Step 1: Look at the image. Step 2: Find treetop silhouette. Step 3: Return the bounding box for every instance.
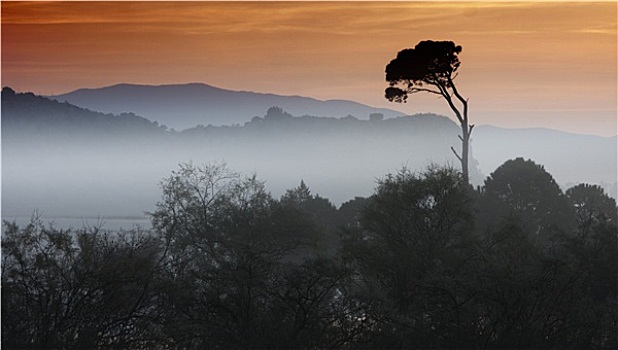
[385,40,473,184]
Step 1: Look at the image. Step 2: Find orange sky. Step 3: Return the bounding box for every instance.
[2,1,616,136]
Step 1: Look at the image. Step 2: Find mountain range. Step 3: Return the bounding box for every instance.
[51,83,406,130]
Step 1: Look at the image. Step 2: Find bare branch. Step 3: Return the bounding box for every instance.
[440,87,464,124]
[451,146,463,162]
[448,76,468,122]
[408,87,442,95]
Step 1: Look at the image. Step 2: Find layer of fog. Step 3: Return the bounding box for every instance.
[3,123,460,222]
[4,118,616,230]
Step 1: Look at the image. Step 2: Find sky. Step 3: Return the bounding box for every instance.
[2,1,617,136]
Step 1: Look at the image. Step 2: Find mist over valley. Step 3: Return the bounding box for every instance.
[3,85,616,226]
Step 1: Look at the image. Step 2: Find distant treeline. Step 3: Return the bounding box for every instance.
[3,158,616,349]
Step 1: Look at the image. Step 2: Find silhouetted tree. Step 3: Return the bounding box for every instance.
[281,180,340,254]
[342,166,477,348]
[150,163,351,348]
[264,106,293,121]
[385,40,473,184]
[566,183,617,235]
[472,205,617,348]
[338,196,371,229]
[472,216,577,349]
[563,184,618,347]
[471,162,616,348]
[478,157,575,240]
[1,218,164,349]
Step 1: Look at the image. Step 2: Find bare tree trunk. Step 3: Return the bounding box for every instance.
[451,122,471,185]
[449,79,473,186]
[461,121,471,185]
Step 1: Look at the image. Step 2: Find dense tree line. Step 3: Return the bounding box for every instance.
[3,158,616,349]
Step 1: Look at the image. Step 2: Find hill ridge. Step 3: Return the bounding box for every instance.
[51,82,407,130]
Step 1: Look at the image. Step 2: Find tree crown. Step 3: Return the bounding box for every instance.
[385,40,462,103]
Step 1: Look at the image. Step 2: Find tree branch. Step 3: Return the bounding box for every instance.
[440,86,464,124]
[408,87,442,95]
[448,76,466,105]
[451,146,462,162]
[448,76,468,125]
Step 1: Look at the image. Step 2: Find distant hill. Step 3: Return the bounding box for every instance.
[2,87,167,143]
[50,83,406,130]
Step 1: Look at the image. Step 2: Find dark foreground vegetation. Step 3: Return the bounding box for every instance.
[3,158,617,349]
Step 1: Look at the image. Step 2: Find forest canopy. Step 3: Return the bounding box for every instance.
[2,158,617,349]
